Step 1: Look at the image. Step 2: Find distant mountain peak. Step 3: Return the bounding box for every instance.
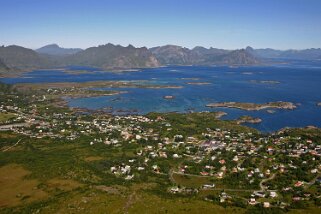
[36,44,82,56]
[246,46,254,51]
[44,43,60,48]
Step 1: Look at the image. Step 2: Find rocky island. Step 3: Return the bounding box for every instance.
[206,101,297,111]
[317,102,321,106]
[164,95,175,99]
[250,80,281,84]
[186,82,211,85]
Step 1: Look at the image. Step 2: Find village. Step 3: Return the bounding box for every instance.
[1,86,320,211]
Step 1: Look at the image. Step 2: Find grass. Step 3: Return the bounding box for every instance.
[0,164,48,208]
[172,173,213,188]
[45,178,83,192]
[0,112,16,123]
[84,156,104,162]
[128,193,245,214]
[289,207,321,214]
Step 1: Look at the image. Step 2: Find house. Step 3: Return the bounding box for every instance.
[137,167,145,171]
[219,192,229,203]
[311,169,318,174]
[170,187,180,193]
[248,198,256,205]
[219,159,226,165]
[200,171,209,176]
[270,191,278,198]
[292,197,302,201]
[263,202,270,208]
[135,135,142,140]
[253,191,265,198]
[216,171,224,179]
[233,156,239,162]
[173,154,180,158]
[294,181,304,187]
[202,184,215,189]
[159,151,168,158]
[125,175,134,180]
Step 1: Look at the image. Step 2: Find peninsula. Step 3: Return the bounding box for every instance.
[206,101,297,111]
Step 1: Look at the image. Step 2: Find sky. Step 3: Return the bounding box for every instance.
[0,0,321,50]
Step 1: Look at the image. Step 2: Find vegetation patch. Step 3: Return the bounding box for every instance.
[84,156,104,162]
[45,178,83,192]
[0,164,48,208]
[0,112,16,123]
[172,173,213,188]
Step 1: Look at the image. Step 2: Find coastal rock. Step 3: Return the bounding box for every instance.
[215,111,227,119]
[164,96,175,100]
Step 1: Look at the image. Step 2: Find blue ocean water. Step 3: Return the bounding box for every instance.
[1,61,321,132]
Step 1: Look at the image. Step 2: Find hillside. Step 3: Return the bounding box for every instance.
[0,59,10,72]
[0,45,51,70]
[150,45,199,65]
[151,45,260,66]
[213,49,260,65]
[66,44,160,70]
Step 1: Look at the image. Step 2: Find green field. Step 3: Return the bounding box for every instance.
[0,112,16,123]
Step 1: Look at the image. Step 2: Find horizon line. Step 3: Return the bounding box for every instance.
[1,43,321,51]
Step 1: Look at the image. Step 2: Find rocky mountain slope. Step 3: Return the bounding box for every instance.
[0,45,51,70]
[0,59,10,72]
[150,45,260,65]
[65,44,160,70]
[149,45,199,65]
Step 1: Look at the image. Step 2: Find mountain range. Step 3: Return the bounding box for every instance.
[149,45,260,65]
[246,46,321,60]
[0,43,320,73]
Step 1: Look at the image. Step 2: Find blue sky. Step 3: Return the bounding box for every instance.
[0,0,320,50]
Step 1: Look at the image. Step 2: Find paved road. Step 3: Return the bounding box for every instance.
[259,173,276,191]
[0,123,28,131]
[2,139,22,152]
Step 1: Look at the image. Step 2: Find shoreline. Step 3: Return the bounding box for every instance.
[12,80,184,90]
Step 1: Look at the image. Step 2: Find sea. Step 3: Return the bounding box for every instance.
[1,59,321,132]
